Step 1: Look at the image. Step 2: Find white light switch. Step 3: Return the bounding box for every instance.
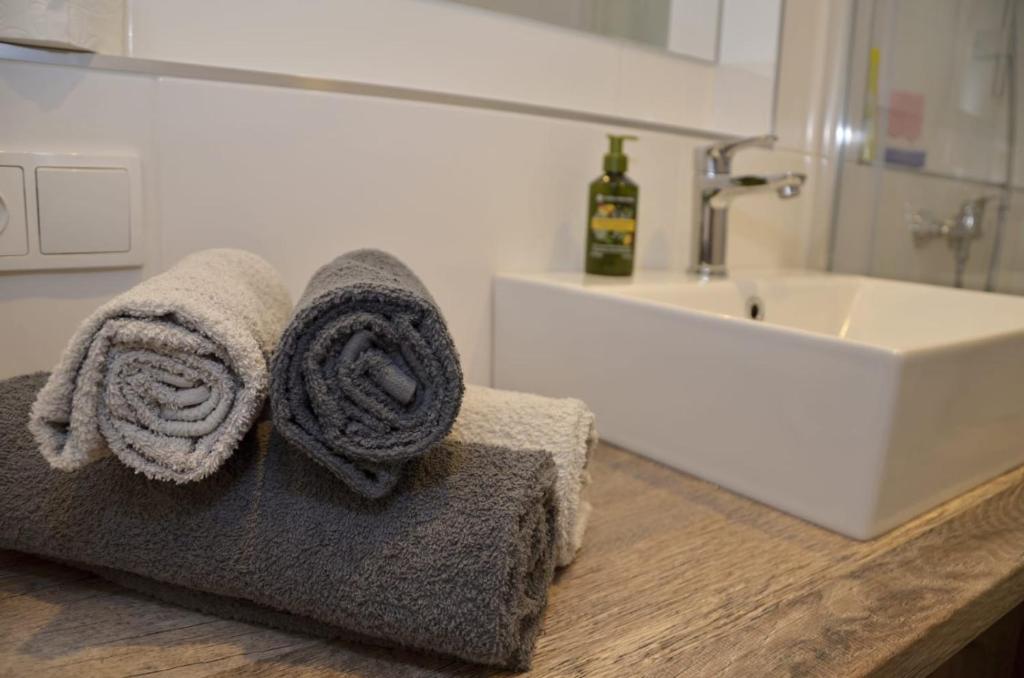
[37,167,132,254]
[0,166,28,256]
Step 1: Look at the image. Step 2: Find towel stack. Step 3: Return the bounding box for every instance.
[0,248,597,671]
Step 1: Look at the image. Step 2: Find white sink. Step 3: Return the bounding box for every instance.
[494,271,1024,538]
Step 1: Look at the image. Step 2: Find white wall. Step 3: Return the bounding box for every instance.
[0,0,839,383]
[832,162,1010,290]
[0,62,159,374]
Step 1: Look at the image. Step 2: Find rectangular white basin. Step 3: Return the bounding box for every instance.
[494,271,1024,538]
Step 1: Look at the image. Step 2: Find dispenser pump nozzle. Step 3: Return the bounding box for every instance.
[604,134,638,173]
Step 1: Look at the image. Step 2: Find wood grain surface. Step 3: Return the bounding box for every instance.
[3,441,1024,677]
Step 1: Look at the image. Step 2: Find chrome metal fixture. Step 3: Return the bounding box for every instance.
[690,134,806,278]
[906,195,993,288]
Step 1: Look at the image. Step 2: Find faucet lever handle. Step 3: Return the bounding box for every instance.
[954,194,998,238]
[957,194,996,219]
[704,134,777,173]
[906,194,995,246]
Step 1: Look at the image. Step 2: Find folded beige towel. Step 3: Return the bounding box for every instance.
[29,249,291,483]
[449,385,597,567]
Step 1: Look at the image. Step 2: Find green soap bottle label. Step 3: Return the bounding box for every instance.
[587,193,636,273]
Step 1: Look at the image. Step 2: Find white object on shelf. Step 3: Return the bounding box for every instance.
[0,166,28,256]
[0,0,125,53]
[0,152,143,271]
[494,270,1024,539]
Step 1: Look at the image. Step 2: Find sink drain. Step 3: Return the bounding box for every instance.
[746,295,765,321]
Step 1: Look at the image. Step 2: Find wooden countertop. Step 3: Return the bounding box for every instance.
[4,441,1024,677]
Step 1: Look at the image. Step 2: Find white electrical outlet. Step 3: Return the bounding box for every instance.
[0,166,27,257]
[0,152,144,272]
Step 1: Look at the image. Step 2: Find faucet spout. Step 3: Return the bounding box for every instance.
[707,172,806,210]
[689,135,807,278]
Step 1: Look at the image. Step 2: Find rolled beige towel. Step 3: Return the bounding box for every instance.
[29,249,291,483]
[449,384,597,567]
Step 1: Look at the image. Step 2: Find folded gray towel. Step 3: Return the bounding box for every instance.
[450,385,597,567]
[271,249,464,498]
[29,249,292,483]
[1,373,556,670]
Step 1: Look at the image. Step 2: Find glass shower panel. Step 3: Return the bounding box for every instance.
[831,0,1023,293]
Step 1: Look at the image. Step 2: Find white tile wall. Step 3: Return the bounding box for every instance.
[832,162,1006,290]
[155,75,817,381]
[0,58,821,382]
[0,62,159,375]
[0,0,840,381]
[995,192,1024,294]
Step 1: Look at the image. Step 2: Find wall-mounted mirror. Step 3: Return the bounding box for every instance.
[434,0,782,138]
[446,0,725,61]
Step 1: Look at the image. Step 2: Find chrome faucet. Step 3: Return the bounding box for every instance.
[906,195,993,288]
[690,134,807,277]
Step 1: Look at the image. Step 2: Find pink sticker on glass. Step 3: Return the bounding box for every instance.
[888,90,925,142]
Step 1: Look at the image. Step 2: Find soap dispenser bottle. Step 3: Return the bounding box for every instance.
[585,134,639,276]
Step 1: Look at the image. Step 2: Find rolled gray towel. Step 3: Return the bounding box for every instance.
[1,373,556,670]
[271,249,464,498]
[29,249,292,483]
